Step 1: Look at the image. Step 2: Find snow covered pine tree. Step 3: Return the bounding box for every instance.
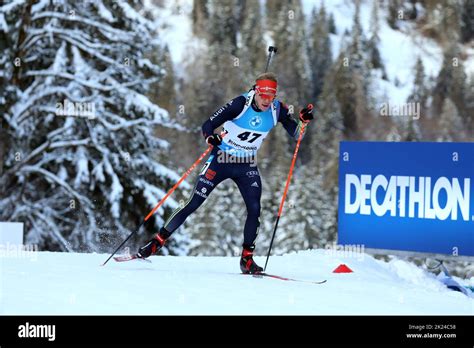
[0,1,188,253]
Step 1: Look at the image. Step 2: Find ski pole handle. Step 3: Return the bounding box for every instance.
[264,46,278,72]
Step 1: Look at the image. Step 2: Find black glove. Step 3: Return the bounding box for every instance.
[299,104,314,123]
[206,134,222,146]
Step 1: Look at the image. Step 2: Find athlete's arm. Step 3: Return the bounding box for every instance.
[278,102,306,140]
[202,96,246,139]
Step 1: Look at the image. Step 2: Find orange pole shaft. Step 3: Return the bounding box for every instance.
[103,136,223,266]
[144,145,213,222]
[277,121,307,217]
[144,131,226,222]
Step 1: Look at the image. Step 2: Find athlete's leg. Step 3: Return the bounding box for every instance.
[233,167,263,273]
[164,153,226,233]
[232,169,262,248]
[137,151,227,257]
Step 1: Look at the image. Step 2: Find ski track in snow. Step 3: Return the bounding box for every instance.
[1,250,472,315]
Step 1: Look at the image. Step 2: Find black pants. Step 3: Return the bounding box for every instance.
[164,148,262,248]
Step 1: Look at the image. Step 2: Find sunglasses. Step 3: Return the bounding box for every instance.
[256,90,276,100]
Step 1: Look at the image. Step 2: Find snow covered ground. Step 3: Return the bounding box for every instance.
[1,250,472,315]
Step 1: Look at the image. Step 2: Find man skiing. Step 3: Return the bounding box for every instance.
[136,72,314,274]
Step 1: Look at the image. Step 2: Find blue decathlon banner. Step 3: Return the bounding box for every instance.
[338,142,474,257]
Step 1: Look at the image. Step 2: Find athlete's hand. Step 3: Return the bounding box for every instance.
[206,134,223,146]
[299,104,314,123]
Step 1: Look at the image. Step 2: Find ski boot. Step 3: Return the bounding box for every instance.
[137,227,169,259]
[240,246,263,274]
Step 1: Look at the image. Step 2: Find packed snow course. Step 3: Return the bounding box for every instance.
[1,250,472,315]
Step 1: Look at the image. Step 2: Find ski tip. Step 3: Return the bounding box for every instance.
[113,254,152,263]
[113,255,133,262]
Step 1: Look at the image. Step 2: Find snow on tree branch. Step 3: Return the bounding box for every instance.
[1,1,186,253]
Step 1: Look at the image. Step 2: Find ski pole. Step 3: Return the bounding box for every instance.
[102,142,216,266]
[264,46,278,72]
[263,105,312,271]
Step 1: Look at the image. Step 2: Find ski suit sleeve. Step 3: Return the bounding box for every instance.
[278,102,306,140]
[202,96,246,139]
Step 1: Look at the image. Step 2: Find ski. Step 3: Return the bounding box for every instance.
[113,254,151,263]
[244,272,327,285]
[112,258,325,284]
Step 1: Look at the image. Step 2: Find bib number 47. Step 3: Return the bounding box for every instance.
[237,132,262,143]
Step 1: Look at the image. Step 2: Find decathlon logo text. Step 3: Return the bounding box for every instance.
[344,174,471,221]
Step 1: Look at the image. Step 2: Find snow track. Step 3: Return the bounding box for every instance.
[1,250,472,315]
